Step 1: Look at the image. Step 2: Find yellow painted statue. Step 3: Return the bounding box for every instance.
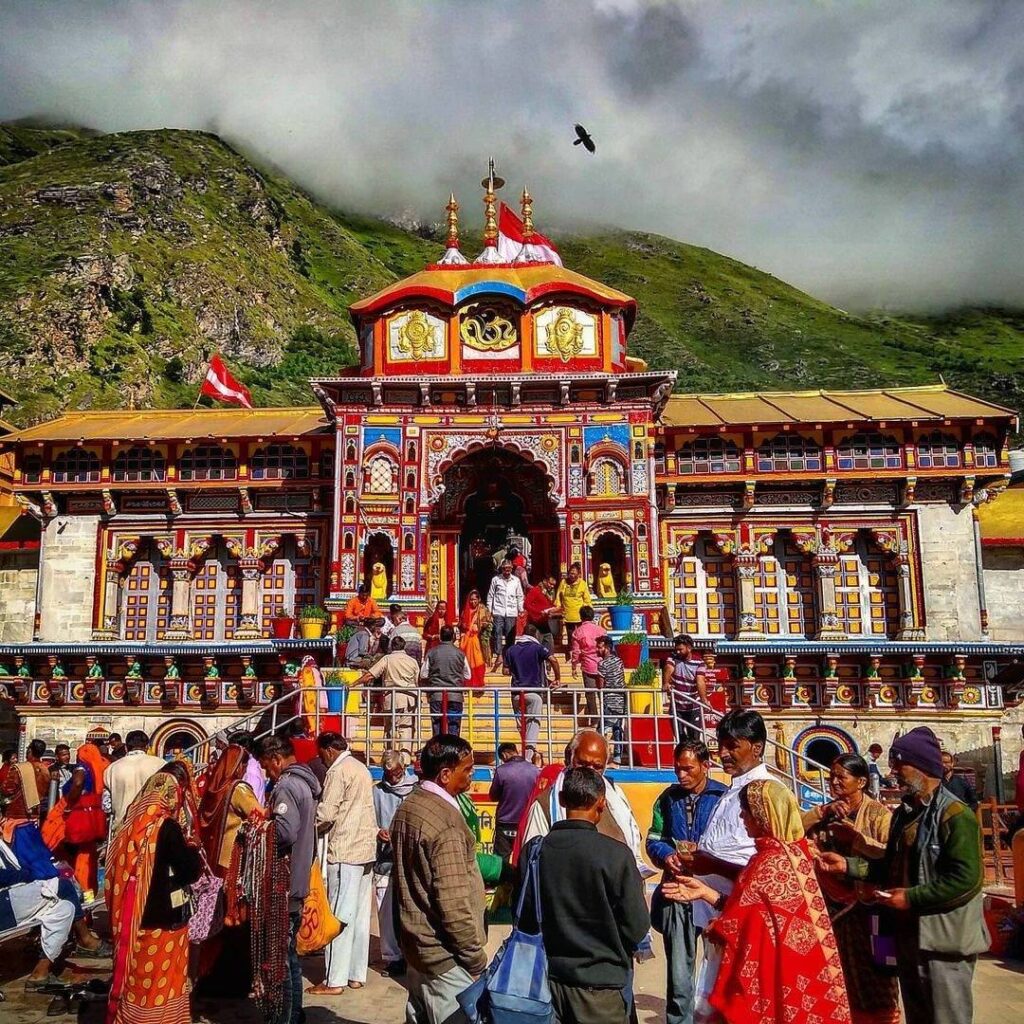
[596,561,617,599]
[370,561,389,601]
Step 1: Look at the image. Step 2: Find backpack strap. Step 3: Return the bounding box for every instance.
[513,837,544,927]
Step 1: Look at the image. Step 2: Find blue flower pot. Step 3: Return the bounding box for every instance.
[609,605,634,631]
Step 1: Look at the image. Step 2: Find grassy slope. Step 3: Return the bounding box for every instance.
[0,126,1020,427]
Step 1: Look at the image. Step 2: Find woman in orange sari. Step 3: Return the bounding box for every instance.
[62,739,110,893]
[105,769,201,1024]
[458,590,490,688]
[298,655,328,735]
[665,778,851,1024]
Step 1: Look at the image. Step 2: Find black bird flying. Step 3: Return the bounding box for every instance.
[573,124,596,153]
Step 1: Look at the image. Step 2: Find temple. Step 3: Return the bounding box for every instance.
[0,172,1021,783]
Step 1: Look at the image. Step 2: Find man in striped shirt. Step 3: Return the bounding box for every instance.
[596,635,627,765]
[662,635,708,741]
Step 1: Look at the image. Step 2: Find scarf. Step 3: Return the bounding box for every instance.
[69,741,109,797]
[707,779,851,1024]
[299,655,328,712]
[196,745,249,864]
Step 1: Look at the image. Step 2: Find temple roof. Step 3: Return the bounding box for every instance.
[977,487,1024,546]
[662,385,1017,429]
[2,406,327,444]
[349,263,637,326]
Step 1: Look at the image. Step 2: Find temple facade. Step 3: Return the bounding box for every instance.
[0,179,1021,790]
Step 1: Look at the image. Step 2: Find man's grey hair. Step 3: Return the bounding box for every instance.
[381,749,404,771]
[567,728,608,759]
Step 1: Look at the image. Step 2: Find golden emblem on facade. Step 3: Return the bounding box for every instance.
[396,310,441,360]
[459,305,518,351]
[544,307,584,362]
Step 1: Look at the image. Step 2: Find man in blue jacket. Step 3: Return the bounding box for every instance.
[646,740,726,1024]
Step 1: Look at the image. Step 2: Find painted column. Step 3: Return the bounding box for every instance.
[235,557,264,639]
[93,567,122,640]
[813,551,847,641]
[734,549,764,639]
[164,558,194,640]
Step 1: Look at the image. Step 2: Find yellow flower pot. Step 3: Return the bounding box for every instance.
[336,668,363,714]
[628,685,661,716]
[299,619,326,639]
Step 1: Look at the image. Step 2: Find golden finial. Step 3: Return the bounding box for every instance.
[481,158,504,248]
[521,188,534,240]
[445,192,460,249]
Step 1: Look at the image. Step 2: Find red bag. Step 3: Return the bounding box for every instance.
[64,793,107,844]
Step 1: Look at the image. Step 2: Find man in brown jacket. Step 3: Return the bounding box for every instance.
[391,734,486,1024]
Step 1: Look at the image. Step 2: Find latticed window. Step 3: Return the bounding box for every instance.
[319,449,335,478]
[112,446,166,482]
[52,448,100,483]
[676,437,741,475]
[588,457,625,496]
[916,432,961,469]
[836,433,903,471]
[672,538,738,637]
[834,536,899,638]
[753,538,815,637]
[121,545,171,641]
[261,538,318,632]
[21,454,42,484]
[973,434,999,469]
[191,546,241,641]
[364,454,398,494]
[756,434,822,473]
[251,443,309,480]
[179,445,237,481]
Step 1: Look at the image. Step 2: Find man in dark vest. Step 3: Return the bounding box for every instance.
[419,626,471,736]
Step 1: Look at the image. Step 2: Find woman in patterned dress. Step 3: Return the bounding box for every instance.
[665,778,851,1024]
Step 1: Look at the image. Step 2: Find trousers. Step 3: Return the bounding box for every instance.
[277,911,302,1024]
[429,698,464,738]
[325,862,373,987]
[405,963,475,1024]
[492,615,517,659]
[661,900,699,1024]
[512,690,543,752]
[549,979,629,1024]
[898,952,977,1024]
[373,871,402,963]
[384,690,417,750]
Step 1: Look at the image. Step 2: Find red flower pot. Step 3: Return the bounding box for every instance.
[272,616,295,639]
[618,642,642,669]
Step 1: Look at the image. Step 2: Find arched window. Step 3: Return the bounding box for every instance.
[319,448,334,478]
[676,437,741,475]
[21,454,43,484]
[756,434,822,473]
[973,434,999,469]
[836,432,903,471]
[672,538,738,637]
[345,442,356,462]
[365,454,398,494]
[112,446,165,482]
[407,441,417,461]
[753,536,815,637]
[345,470,355,488]
[251,443,309,480]
[588,457,626,496]
[52,448,101,483]
[404,497,415,514]
[404,533,415,551]
[834,535,900,639]
[179,445,237,481]
[344,533,354,550]
[405,470,416,489]
[344,496,355,514]
[917,432,961,469]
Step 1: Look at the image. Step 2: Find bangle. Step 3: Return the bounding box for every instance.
[713,891,727,912]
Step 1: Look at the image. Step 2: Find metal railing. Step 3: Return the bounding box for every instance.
[178,682,831,803]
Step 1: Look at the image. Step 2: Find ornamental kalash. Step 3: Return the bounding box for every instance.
[0,167,1021,800]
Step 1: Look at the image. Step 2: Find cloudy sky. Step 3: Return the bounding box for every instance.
[1,0,1022,311]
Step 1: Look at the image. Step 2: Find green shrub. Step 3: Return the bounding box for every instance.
[614,588,635,606]
[628,660,660,687]
[297,603,329,622]
[619,631,645,644]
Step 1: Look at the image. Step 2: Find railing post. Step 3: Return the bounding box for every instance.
[441,689,449,737]
[518,690,527,753]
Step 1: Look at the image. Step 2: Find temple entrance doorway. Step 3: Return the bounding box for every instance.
[589,530,629,600]
[431,447,559,608]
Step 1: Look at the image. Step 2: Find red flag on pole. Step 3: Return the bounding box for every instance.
[200,353,253,409]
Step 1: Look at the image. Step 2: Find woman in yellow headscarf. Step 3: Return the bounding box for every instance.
[370,561,389,601]
[596,562,617,599]
[298,655,328,734]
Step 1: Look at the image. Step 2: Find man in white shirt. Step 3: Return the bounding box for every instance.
[486,559,524,671]
[101,729,165,827]
[682,709,772,931]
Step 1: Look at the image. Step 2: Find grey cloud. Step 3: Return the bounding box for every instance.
[0,0,1021,311]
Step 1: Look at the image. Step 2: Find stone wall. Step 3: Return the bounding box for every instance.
[0,550,37,641]
[982,547,1024,641]
[916,503,982,641]
[37,515,100,641]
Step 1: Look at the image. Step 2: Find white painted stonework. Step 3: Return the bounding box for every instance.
[0,552,37,642]
[916,503,982,641]
[38,515,100,641]
[983,547,1024,641]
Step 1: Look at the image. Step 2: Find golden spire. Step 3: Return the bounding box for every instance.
[480,157,504,249]
[521,188,534,240]
[445,192,460,249]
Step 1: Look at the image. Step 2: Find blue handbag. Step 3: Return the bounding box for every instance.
[459,840,553,1024]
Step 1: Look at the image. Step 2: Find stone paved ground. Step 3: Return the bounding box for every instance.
[1,918,1022,1023]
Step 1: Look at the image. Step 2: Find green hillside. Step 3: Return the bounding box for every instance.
[0,126,1020,427]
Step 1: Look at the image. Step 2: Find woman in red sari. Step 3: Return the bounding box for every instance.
[665,778,851,1024]
[458,590,490,689]
[422,599,454,653]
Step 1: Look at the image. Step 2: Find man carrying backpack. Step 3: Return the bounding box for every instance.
[519,766,649,1024]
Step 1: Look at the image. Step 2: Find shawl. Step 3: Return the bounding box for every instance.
[423,601,455,650]
[299,655,328,715]
[68,741,110,797]
[105,774,185,1014]
[460,594,489,634]
[707,779,851,1024]
[196,744,249,864]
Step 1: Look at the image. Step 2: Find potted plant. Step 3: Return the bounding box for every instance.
[272,605,295,640]
[609,588,635,631]
[297,603,330,640]
[627,658,661,715]
[617,630,645,669]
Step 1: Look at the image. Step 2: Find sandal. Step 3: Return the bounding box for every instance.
[348,981,364,990]
[73,941,113,959]
[25,974,60,992]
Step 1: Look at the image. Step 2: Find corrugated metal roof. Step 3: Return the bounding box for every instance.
[977,487,1024,545]
[3,407,328,443]
[662,385,1016,428]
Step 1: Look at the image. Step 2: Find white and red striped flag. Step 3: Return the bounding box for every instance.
[496,203,563,265]
[200,353,253,408]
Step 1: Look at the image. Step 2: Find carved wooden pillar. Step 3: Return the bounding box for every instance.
[235,557,264,639]
[892,556,924,640]
[164,558,194,640]
[93,566,123,640]
[812,550,847,641]
[734,548,763,639]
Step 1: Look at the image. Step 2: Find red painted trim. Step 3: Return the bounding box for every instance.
[0,540,39,551]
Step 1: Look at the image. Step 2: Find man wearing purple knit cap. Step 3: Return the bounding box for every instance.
[819,726,989,1024]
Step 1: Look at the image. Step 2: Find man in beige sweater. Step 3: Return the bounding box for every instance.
[391,735,486,1024]
[311,732,378,996]
[101,730,164,827]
